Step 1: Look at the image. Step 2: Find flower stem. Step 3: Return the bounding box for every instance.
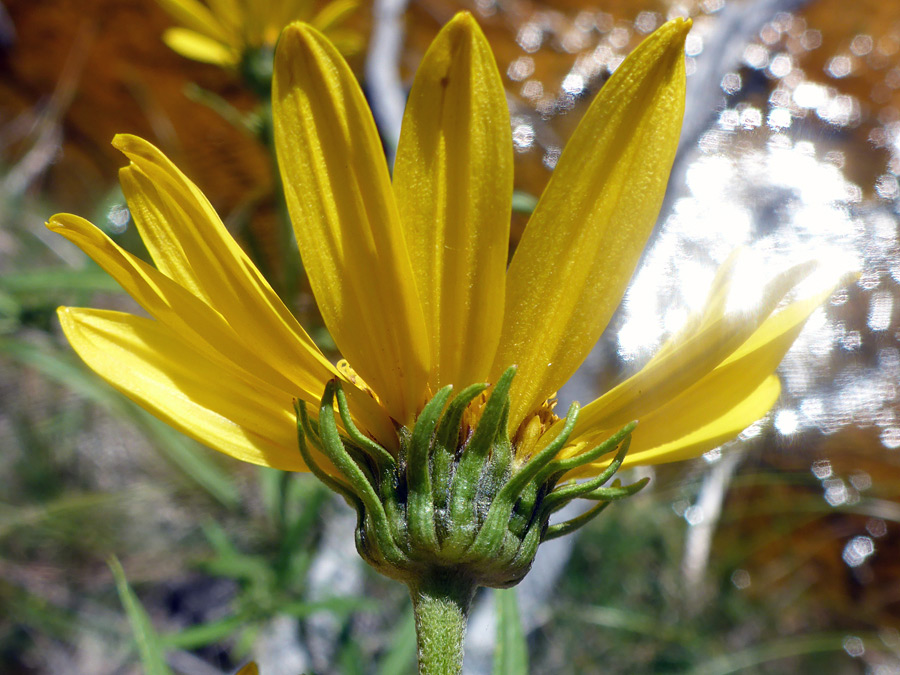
[409,571,477,675]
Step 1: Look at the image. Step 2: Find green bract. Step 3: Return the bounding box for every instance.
[296,369,646,588]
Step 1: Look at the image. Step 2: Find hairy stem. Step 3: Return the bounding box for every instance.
[409,572,477,675]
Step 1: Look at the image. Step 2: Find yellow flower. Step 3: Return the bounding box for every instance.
[51,14,833,485]
[157,0,362,67]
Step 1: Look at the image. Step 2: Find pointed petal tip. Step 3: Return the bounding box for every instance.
[274,21,334,94]
[278,20,323,48]
[649,17,691,49]
[448,10,477,29]
[111,133,141,153]
[280,19,307,36]
[58,304,91,321]
[667,16,692,36]
[663,18,691,46]
[110,134,164,168]
[45,214,66,231]
[46,212,94,234]
[56,305,80,329]
[441,11,488,44]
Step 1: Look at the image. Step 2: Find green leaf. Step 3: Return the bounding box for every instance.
[493,588,528,675]
[109,556,173,675]
[337,637,366,675]
[277,596,377,619]
[0,266,121,295]
[162,613,251,650]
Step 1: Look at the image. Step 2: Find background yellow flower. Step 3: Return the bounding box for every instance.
[158,0,364,66]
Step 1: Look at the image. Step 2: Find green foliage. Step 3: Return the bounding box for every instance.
[493,588,528,675]
[109,556,174,675]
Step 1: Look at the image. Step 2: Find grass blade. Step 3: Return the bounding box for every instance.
[493,588,528,675]
[109,556,173,675]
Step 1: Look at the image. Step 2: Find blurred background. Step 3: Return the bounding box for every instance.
[2,0,900,673]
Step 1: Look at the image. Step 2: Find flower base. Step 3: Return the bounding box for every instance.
[294,367,647,590]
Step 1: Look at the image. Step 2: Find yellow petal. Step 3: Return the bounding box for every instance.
[722,282,837,365]
[622,375,781,469]
[235,663,259,675]
[310,0,358,32]
[645,247,742,367]
[205,0,241,30]
[112,135,338,406]
[564,278,842,475]
[274,0,315,30]
[324,30,365,57]
[568,376,780,477]
[163,28,238,66]
[58,308,304,471]
[570,261,816,437]
[47,214,323,402]
[273,22,430,425]
[493,19,690,430]
[393,12,512,390]
[206,0,238,14]
[579,292,826,453]
[156,0,232,43]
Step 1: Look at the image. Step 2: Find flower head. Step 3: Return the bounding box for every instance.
[51,13,837,582]
[157,0,362,68]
